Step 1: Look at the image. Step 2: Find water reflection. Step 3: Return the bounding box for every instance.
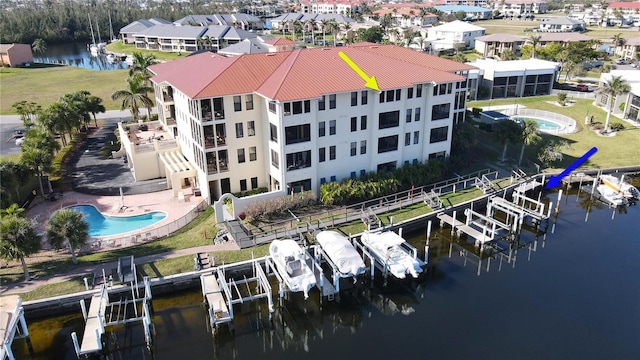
[33,42,126,71]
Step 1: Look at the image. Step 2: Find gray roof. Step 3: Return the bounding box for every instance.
[138,24,207,39]
[218,38,269,56]
[173,14,261,26]
[203,25,231,38]
[272,13,354,23]
[541,17,584,25]
[120,18,172,34]
[475,33,526,43]
[221,27,257,40]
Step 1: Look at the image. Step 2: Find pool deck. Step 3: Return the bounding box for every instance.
[27,189,201,251]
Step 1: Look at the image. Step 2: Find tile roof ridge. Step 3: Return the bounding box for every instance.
[193,55,242,98]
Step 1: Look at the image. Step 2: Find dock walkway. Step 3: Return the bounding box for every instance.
[79,288,108,356]
[436,213,486,242]
[201,273,232,329]
[304,255,337,298]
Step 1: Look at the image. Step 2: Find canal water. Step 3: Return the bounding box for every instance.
[33,42,126,71]
[11,187,640,359]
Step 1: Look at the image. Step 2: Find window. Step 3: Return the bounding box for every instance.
[213,97,225,119]
[432,104,450,120]
[304,100,310,113]
[248,121,255,136]
[268,101,276,113]
[233,95,242,112]
[240,179,247,191]
[319,95,326,111]
[406,109,412,123]
[407,87,414,99]
[361,115,367,130]
[351,91,358,106]
[320,177,326,184]
[329,145,336,160]
[386,90,394,102]
[379,111,400,129]
[351,117,357,132]
[395,89,401,101]
[329,94,336,109]
[286,150,311,170]
[378,135,399,153]
[377,161,396,173]
[237,148,245,163]
[319,121,326,137]
[329,120,336,135]
[350,141,357,156]
[271,149,279,168]
[235,123,244,138]
[285,124,311,145]
[447,83,453,94]
[246,94,254,110]
[249,146,257,161]
[330,175,336,182]
[292,101,302,114]
[251,177,258,189]
[429,151,446,160]
[360,169,366,177]
[415,107,421,122]
[270,123,278,142]
[379,91,385,103]
[319,147,326,162]
[360,140,366,154]
[405,132,411,146]
[416,84,423,97]
[430,126,448,143]
[413,131,419,144]
[361,91,368,105]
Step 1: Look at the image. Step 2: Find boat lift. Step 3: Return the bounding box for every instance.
[436,210,499,246]
[1,296,32,360]
[71,277,153,358]
[488,195,552,233]
[201,257,274,336]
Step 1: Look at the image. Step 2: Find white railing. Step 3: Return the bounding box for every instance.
[502,108,577,134]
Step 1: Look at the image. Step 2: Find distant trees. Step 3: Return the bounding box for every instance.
[46,209,89,265]
[357,26,383,43]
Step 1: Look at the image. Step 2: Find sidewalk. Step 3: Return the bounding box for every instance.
[1,242,239,295]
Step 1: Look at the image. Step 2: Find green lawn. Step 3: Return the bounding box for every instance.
[0,66,129,114]
[468,97,640,171]
[105,42,184,62]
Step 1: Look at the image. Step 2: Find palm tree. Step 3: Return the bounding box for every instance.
[320,19,330,45]
[613,33,626,55]
[31,38,47,54]
[518,119,542,166]
[0,203,26,219]
[307,19,317,45]
[37,104,68,146]
[529,34,541,59]
[597,75,630,133]
[20,127,60,197]
[0,216,41,281]
[0,162,32,209]
[85,95,106,127]
[129,52,159,85]
[112,74,154,121]
[12,100,40,128]
[46,209,89,265]
[494,119,523,162]
[61,91,93,131]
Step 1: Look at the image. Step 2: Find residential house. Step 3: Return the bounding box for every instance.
[596,70,640,125]
[270,13,355,35]
[426,20,486,51]
[300,1,361,15]
[371,8,439,28]
[127,24,257,53]
[0,43,33,67]
[173,14,263,30]
[538,17,585,32]
[444,0,491,7]
[474,34,526,58]
[147,44,473,221]
[536,32,593,46]
[119,18,172,44]
[467,58,560,100]
[434,5,493,21]
[617,37,640,60]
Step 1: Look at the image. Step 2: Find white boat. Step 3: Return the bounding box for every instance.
[316,231,366,278]
[106,53,116,63]
[596,184,627,206]
[125,56,135,66]
[269,239,316,299]
[600,174,640,200]
[360,231,423,279]
[89,44,99,56]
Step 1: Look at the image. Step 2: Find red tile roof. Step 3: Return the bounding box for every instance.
[608,2,640,9]
[150,43,472,102]
[264,37,296,45]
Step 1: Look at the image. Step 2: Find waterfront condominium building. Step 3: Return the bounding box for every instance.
[148,43,473,202]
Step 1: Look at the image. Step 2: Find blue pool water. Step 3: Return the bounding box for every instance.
[511,116,563,132]
[67,205,166,237]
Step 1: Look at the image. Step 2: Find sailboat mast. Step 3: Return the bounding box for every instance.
[109,13,115,42]
[88,14,96,45]
[96,17,102,44]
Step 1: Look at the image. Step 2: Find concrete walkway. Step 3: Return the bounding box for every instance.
[1,242,239,295]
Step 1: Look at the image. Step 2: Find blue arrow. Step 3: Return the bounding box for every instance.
[545,147,598,189]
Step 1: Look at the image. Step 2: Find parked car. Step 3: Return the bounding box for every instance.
[583,60,604,70]
[573,84,590,92]
[15,136,25,146]
[616,58,627,65]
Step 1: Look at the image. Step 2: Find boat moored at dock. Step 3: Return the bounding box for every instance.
[360,231,424,279]
[315,231,366,278]
[599,174,640,200]
[269,239,317,299]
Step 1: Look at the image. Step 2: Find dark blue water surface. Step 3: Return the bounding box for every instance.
[33,42,126,71]
[12,188,640,359]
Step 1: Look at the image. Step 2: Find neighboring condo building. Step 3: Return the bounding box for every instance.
[148,44,473,203]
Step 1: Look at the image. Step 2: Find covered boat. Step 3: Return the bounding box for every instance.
[360,231,423,279]
[316,231,366,278]
[269,239,316,299]
[596,184,627,206]
[600,174,640,200]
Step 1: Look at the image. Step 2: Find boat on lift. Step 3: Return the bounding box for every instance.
[316,230,366,278]
[269,239,316,299]
[596,183,627,207]
[360,231,423,279]
[600,174,640,200]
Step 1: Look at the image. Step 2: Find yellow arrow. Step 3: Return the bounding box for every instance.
[338,51,380,92]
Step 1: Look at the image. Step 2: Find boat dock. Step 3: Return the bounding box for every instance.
[200,257,274,336]
[71,277,153,358]
[304,249,337,301]
[1,296,31,360]
[436,211,495,245]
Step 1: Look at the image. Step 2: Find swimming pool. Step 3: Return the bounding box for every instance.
[67,204,167,237]
[511,116,565,133]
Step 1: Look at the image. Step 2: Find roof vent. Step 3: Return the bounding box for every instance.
[370,46,378,49]
[322,48,331,50]
[266,53,276,56]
